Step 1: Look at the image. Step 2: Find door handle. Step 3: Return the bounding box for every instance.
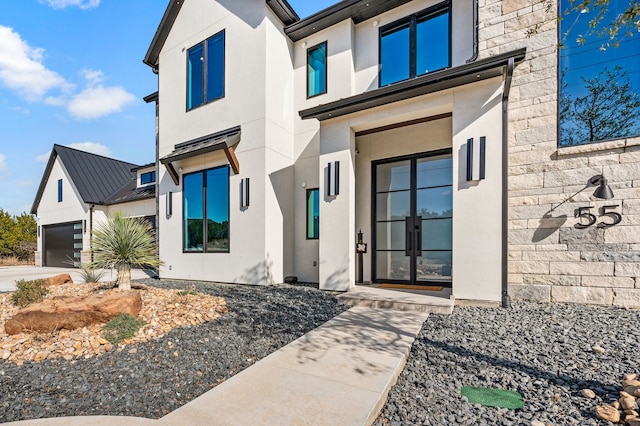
[405,217,412,256]
[415,216,422,253]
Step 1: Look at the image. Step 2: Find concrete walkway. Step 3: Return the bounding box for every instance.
[0,266,154,292]
[3,306,429,426]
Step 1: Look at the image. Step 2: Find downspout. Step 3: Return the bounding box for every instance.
[154,84,160,276]
[501,58,514,308]
[465,0,479,63]
[90,204,94,262]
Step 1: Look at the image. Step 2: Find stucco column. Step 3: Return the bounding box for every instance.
[318,120,356,291]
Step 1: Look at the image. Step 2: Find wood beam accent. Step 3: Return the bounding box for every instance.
[224,146,240,175]
[164,162,179,186]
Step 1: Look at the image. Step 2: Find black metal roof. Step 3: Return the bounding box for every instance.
[160,126,241,164]
[285,0,413,42]
[299,48,527,121]
[104,183,156,205]
[31,144,152,214]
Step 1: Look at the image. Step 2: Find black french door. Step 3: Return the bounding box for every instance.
[372,150,453,286]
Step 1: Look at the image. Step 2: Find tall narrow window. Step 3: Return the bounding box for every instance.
[187,30,225,110]
[380,1,450,87]
[57,179,62,202]
[306,188,319,239]
[307,42,327,98]
[183,166,230,252]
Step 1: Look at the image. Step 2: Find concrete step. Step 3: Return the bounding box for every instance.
[337,286,454,314]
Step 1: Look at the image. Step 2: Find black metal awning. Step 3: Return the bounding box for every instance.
[299,48,526,121]
[160,126,241,184]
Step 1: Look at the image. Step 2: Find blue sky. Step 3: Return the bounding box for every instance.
[0,0,338,215]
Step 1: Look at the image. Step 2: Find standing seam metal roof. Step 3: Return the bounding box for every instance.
[31,144,148,214]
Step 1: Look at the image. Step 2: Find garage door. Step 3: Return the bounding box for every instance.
[43,222,82,268]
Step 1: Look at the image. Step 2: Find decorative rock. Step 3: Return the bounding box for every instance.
[595,405,621,423]
[4,291,142,335]
[45,274,73,287]
[621,396,639,410]
[581,389,596,399]
[613,401,621,409]
[625,409,638,417]
[530,421,545,426]
[592,345,606,354]
[625,374,638,381]
[628,419,640,426]
[635,389,640,398]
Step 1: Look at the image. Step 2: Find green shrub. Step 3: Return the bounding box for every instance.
[176,290,199,297]
[79,265,106,283]
[11,279,48,308]
[102,313,145,345]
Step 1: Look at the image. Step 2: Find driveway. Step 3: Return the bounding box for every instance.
[0,266,155,292]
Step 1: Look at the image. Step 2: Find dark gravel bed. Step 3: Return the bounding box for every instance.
[376,302,640,426]
[0,279,347,423]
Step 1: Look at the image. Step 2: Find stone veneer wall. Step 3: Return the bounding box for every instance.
[478,0,640,307]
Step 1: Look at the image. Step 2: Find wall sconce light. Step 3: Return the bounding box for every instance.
[166,192,173,217]
[550,175,614,212]
[241,178,250,208]
[327,161,340,197]
[83,220,87,234]
[466,137,486,181]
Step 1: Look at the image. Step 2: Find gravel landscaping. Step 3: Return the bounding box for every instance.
[376,302,640,426]
[0,279,347,423]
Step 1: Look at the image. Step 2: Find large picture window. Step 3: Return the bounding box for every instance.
[558,1,640,147]
[187,30,225,110]
[183,166,230,253]
[307,42,327,98]
[379,1,450,87]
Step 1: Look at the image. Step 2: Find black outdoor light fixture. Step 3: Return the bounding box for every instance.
[550,174,614,212]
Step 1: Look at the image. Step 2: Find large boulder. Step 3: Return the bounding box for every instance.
[4,291,142,335]
[45,273,73,287]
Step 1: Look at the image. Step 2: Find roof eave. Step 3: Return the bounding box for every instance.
[266,0,300,26]
[143,0,184,68]
[299,48,527,121]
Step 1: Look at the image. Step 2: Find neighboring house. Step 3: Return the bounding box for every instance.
[31,144,156,268]
[135,0,639,307]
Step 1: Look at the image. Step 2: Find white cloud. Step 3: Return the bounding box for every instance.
[39,0,100,10]
[67,85,136,120]
[36,142,113,164]
[0,26,73,102]
[0,154,7,174]
[66,142,112,157]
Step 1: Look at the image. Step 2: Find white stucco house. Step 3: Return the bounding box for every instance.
[31,144,156,268]
[32,0,640,307]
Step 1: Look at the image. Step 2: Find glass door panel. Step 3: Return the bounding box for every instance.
[374,152,452,286]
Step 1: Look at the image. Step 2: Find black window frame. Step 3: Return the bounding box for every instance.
[57,179,62,202]
[306,188,320,240]
[182,165,230,254]
[307,41,328,99]
[140,171,156,185]
[186,29,226,111]
[378,0,452,87]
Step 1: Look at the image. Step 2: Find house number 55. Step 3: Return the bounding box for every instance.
[575,205,622,229]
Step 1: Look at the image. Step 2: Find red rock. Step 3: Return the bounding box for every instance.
[45,274,73,287]
[4,291,142,335]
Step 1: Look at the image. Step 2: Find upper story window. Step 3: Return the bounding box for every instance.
[183,165,230,253]
[140,171,156,185]
[187,30,225,110]
[307,42,327,98]
[379,1,450,87]
[57,179,62,202]
[558,1,640,147]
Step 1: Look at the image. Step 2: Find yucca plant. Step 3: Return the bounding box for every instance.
[88,212,161,291]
